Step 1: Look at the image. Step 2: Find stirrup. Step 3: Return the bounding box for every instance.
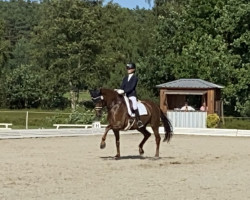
[137,120,144,128]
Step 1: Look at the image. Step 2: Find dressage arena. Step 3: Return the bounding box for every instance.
[1,132,250,200]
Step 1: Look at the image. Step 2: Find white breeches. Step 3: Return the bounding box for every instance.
[129,96,137,110]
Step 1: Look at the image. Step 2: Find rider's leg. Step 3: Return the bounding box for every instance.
[134,109,144,128]
[129,96,144,128]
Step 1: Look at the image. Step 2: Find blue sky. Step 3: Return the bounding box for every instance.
[103,0,153,9]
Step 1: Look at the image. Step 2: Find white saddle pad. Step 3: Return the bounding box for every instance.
[124,96,147,117]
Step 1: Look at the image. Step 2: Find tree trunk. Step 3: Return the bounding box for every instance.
[69,81,76,111]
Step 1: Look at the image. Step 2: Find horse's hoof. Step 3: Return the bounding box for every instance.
[139,148,144,155]
[114,154,120,159]
[100,142,106,149]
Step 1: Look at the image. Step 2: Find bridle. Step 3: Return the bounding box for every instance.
[92,94,122,113]
[95,103,103,112]
[92,95,104,112]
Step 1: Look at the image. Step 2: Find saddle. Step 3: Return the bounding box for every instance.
[123,96,147,130]
[123,96,147,117]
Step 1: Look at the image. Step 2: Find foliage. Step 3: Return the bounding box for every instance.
[45,108,93,125]
[45,113,69,125]
[221,117,250,129]
[207,113,220,128]
[67,108,95,124]
[31,0,103,109]
[65,106,108,124]
[0,20,10,69]
[240,99,250,117]
[141,0,249,115]
[5,64,42,108]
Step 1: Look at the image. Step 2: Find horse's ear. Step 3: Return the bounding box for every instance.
[89,89,97,97]
[89,88,101,98]
[97,89,101,96]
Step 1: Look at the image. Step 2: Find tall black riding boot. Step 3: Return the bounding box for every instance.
[134,109,144,128]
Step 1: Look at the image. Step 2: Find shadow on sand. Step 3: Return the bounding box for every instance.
[100,155,176,161]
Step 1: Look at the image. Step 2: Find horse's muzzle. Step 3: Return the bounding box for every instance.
[95,106,102,118]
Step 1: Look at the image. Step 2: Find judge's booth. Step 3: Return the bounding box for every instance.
[156,79,224,128]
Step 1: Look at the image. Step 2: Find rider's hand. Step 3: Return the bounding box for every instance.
[115,89,124,94]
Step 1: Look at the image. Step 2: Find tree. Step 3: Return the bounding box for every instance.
[32,0,102,110]
[215,0,250,115]
[5,64,42,108]
[0,20,10,70]
[98,3,158,97]
[0,0,40,49]
[138,0,185,95]
[141,0,249,116]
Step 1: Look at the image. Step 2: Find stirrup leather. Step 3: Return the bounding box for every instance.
[124,118,135,131]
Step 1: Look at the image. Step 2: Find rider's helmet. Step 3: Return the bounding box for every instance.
[126,62,136,70]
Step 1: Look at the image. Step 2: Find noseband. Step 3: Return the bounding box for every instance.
[95,105,103,111]
[92,95,104,111]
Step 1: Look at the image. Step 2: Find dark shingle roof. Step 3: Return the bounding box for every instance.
[156,79,224,89]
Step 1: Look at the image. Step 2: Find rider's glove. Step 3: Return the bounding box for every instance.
[114,89,124,94]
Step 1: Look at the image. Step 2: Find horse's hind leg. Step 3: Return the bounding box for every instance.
[138,128,151,155]
[100,125,111,149]
[152,126,161,157]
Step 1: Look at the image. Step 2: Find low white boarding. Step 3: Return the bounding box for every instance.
[53,124,92,129]
[0,123,13,130]
[53,123,108,129]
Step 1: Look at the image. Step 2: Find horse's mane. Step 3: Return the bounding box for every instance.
[100,88,118,97]
[100,88,125,103]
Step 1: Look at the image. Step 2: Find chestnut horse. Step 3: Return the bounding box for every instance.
[90,88,173,158]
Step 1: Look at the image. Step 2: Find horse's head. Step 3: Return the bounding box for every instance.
[89,88,122,118]
[89,89,104,118]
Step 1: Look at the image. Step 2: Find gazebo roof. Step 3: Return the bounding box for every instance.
[156,79,224,89]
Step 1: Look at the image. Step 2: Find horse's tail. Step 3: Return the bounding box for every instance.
[160,110,173,142]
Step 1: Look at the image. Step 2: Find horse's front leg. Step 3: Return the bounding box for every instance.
[113,130,120,158]
[100,125,112,149]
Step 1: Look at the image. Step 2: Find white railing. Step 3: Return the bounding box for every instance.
[167,111,207,128]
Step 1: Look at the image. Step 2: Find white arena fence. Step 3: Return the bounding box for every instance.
[0,110,94,129]
[0,110,250,139]
[0,110,249,129]
[0,126,250,139]
[159,127,250,137]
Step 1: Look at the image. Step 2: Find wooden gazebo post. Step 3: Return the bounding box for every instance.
[207,89,215,114]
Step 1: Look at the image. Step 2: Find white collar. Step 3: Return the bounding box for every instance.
[128,73,134,81]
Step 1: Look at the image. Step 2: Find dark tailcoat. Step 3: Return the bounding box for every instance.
[120,74,138,97]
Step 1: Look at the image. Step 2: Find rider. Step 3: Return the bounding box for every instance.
[116,62,144,128]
